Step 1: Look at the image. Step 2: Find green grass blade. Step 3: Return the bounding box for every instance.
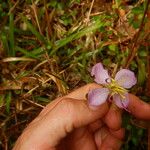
[15,46,37,58]
[16,46,44,58]
[31,47,45,56]
[9,4,15,56]
[22,16,46,44]
[50,19,106,55]
[0,32,10,54]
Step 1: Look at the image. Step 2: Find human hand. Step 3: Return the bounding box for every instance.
[13,84,150,150]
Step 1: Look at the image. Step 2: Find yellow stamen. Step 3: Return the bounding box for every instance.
[104,78,127,100]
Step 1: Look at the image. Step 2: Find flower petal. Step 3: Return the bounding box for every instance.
[88,88,109,106]
[113,93,129,109]
[115,69,137,89]
[91,63,110,84]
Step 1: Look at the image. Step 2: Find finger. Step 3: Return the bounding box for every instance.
[103,104,122,130]
[109,128,125,140]
[104,93,150,130]
[94,126,108,149]
[95,127,124,150]
[39,83,101,117]
[128,94,150,120]
[62,127,97,150]
[100,134,123,150]
[88,120,103,133]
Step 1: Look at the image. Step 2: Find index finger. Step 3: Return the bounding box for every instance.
[39,83,101,117]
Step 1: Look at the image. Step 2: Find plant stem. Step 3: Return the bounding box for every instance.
[124,0,150,68]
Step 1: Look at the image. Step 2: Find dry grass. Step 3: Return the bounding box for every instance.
[0,0,149,149]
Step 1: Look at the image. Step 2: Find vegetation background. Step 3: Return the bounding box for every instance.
[0,0,150,149]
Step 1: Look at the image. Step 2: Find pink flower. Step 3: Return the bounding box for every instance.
[88,63,137,110]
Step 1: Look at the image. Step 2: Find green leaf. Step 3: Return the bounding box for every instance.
[108,44,118,52]
[49,0,57,7]
[139,48,147,57]
[132,6,144,15]
[34,96,50,103]
[114,0,121,8]
[137,58,146,86]
[103,58,111,66]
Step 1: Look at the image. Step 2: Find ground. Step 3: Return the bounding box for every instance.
[0,0,150,149]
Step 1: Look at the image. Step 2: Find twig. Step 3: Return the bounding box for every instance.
[23,99,44,108]
[2,57,36,62]
[31,1,43,35]
[43,0,54,38]
[124,0,150,68]
[86,0,95,24]
[8,0,19,15]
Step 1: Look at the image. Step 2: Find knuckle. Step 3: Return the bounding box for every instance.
[60,98,76,118]
[59,98,76,132]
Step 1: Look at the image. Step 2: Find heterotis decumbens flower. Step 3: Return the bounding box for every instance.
[88,63,137,110]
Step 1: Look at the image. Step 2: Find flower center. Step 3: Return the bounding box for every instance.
[105,78,127,99]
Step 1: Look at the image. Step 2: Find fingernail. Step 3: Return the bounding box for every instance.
[88,104,100,110]
[88,99,108,112]
[88,89,107,108]
[88,98,106,110]
[88,99,102,106]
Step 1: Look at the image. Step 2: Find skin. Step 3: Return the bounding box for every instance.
[13,83,150,150]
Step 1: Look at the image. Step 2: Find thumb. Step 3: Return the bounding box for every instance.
[14,98,108,150]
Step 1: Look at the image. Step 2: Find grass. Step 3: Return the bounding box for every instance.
[0,0,149,149]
